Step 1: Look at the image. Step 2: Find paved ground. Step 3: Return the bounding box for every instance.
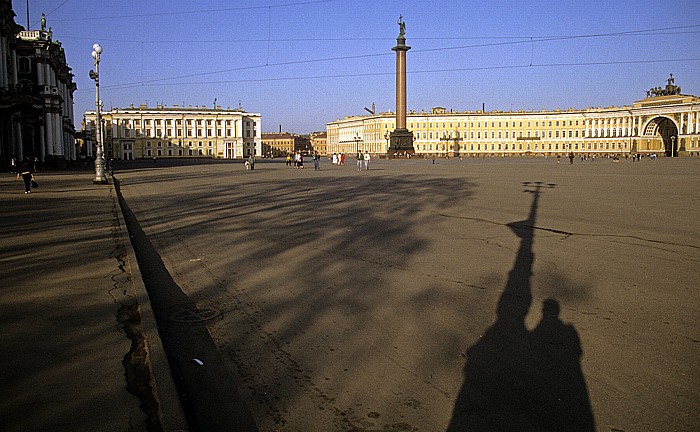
[0,169,186,432]
[112,156,698,432]
[1,157,697,432]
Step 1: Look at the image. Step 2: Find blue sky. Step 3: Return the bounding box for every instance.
[13,0,700,133]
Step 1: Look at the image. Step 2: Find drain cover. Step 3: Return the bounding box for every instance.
[170,307,220,323]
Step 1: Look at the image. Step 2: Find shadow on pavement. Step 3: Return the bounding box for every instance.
[114,177,258,432]
[447,182,596,431]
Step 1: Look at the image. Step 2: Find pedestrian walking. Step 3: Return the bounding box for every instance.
[313,151,321,171]
[17,157,35,194]
[363,151,370,170]
[332,153,338,165]
[340,153,345,165]
[107,157,114,175]
[568,152,574,164]
[356,151,363,171]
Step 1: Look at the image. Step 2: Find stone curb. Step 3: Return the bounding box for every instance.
[111,182,189,432]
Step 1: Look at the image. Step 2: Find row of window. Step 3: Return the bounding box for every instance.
[145,148,214,157]
[126,118,248,127]
[145,140,215,147]
[419,141,630,152]
[414,128,640,140]
[122,129,248,138]
[408,119,583,129]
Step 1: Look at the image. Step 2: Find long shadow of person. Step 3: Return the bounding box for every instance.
[447,182,595,431]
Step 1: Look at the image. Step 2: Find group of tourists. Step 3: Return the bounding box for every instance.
[280,151,371,171]
[285,152,307,169]
[331,153,345,165]
[355,151,371,171]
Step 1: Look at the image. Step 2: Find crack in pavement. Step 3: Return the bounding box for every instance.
[437,213,700,252]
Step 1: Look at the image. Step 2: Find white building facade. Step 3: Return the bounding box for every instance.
[83,105,262,160]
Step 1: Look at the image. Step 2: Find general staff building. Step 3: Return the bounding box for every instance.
[327,81,699,158]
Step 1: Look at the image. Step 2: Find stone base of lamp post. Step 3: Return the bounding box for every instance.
[388,129,415,158]
[93,158,108,184]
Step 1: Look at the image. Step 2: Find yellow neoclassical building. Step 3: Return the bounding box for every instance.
[83,104,262,160]
[327,80,700,158]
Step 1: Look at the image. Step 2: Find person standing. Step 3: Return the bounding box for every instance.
[313,151,321,171]
[363,151,370,170]
[356,151,363,171]
[17,157,34,194]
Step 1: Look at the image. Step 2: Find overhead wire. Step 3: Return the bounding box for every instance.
[46,0,336,22]
[81,57,700,93]
[75,23,700,93]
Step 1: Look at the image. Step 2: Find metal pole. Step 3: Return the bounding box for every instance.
[92,45,107,183]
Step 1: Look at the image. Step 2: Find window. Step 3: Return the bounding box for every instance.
[18,57,31,74]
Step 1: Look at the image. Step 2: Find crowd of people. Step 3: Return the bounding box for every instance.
[280,151,371,172]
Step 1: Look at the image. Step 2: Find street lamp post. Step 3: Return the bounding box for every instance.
[384,131,389,152]
[354,134,361,153]
[670,135,676,158]
[90,43,107,184]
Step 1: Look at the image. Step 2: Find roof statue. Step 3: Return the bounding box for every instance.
[397,15,406,36]
[40,13,46,32]
[646,73,682,97]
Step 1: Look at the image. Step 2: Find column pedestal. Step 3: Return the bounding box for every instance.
[389,129,414,158]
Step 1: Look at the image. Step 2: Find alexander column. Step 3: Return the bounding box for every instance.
[389,15,414,157]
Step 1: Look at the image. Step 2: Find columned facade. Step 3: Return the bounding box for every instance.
[327,92,700,158]
[0,2,77,168]
[83,105,262,160]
